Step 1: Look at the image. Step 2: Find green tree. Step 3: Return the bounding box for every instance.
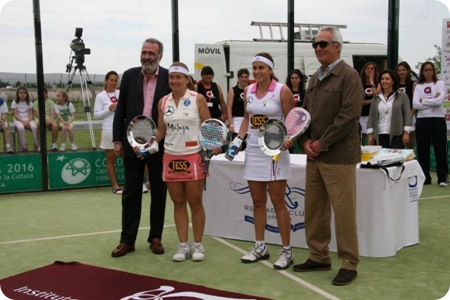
[416,44,441,76]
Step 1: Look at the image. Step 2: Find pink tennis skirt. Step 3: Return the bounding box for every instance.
[163,152,208,182]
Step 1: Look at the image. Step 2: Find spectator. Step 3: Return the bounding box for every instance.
[0,92,14,154]
[33,88,58,151]
[195,66,227,122]
[94,71,122,194]
[227,68,249,150]
[413,61,449,187]
[111,37,171,257]
[359,62,380,145]
[366,70,413,148]
[11,86,39,152]
[54,89,77,151]
[396,61,417,149]
[294,27,363,286]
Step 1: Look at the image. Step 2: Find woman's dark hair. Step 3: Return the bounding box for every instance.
[418,61,438,84]
[285,69,306,92]
[104,70,119,90]
[201,66,214,76]
[15,86,30,104]
[396,61,413,84]
[378,69,399,98]
[359,62,379,85]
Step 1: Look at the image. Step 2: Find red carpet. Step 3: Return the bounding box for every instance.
[0,261,271,300]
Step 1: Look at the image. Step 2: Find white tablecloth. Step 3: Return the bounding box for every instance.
[204,153,425,257]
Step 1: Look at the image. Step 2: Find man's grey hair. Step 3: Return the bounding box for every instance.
[143,38,164,55]
[319,26,343,53]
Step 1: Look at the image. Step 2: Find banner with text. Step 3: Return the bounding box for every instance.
[0,154,43,193]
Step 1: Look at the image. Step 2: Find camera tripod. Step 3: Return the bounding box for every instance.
[66,64,97,150]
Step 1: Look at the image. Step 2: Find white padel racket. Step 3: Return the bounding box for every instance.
[199,118,228,174]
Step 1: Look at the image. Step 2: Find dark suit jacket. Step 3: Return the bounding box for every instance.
[113,66,171,157]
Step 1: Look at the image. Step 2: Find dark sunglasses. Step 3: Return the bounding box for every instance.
[312,41,333,49]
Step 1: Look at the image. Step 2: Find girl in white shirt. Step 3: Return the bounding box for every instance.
[11,86,39,152]
[413,61,448,186]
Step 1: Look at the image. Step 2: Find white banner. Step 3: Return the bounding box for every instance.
[204,153,425,257]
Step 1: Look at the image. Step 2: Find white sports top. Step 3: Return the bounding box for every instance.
[162,89,201,155]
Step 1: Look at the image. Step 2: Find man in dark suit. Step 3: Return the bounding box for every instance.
[111,38,171,257]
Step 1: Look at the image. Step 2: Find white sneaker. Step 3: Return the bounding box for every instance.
[192,244,205,262]
[439,180,449,187]
[71,144,78,151]
[142,183,149,193]
[59,144,66,152]
[173,243,191,262]
[50,144,58,152]
[273,249,294,270]
[5,146,13,154]
[241,245,270,263]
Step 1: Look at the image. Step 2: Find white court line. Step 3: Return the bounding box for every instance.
[420,195,450,200]
[212,236,341,300]
[0,225,176,245]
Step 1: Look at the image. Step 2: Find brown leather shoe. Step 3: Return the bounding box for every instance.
[149,238,165,254]
[111,243,135,257]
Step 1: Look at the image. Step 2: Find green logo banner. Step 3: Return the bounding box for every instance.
[48,152,124,189]
[0,154,43,193]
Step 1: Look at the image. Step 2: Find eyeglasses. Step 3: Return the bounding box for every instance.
[312,40,335,49]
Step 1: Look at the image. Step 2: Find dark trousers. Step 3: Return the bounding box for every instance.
[415,117,449,183]
[377,134,403,149]
[120,153,167,244]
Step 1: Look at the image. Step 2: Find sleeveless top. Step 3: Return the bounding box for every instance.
[246,79,284,137]
[361,82,376,116]
[231,85,245,117]
[162,89,201,155]
[197,81,222,119]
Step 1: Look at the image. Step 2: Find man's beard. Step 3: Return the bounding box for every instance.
[141,60,158,73]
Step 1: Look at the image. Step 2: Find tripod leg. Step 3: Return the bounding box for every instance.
[78,69,97,150]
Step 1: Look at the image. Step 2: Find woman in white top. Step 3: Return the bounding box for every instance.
[155,62,217,262]
[94,71,122,194]
[413,61,449,186]
[233,52,295,270]
[11,86,39,152]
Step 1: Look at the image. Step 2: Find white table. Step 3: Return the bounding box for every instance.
[204,153,425,257]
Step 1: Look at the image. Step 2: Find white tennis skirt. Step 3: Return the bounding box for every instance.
[243,131,291,181]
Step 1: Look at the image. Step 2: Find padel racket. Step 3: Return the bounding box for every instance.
[284,107,311,142]
[199,118,228,174]
[126,115,157,156]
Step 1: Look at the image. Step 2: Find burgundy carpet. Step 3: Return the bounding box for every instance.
[0,261,271,300]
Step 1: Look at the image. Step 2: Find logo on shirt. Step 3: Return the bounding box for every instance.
[183,99,191,106]
[424,87,432,94]
[165,106,175,116]
[365,88,373,95]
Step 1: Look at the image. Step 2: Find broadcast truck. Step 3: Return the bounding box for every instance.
[194,21,390,91]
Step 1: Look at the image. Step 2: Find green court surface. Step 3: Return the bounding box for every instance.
[0,175,449,300]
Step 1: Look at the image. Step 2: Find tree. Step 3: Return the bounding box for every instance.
[416,44,441,76]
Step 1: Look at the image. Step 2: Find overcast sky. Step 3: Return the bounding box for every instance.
[0,0,449,76]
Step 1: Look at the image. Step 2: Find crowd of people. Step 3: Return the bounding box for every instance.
[0,87,78,153]
[0,27,448,286]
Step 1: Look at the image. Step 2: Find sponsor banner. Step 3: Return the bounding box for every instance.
[48,151,124,190]
[0,154,43,193]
